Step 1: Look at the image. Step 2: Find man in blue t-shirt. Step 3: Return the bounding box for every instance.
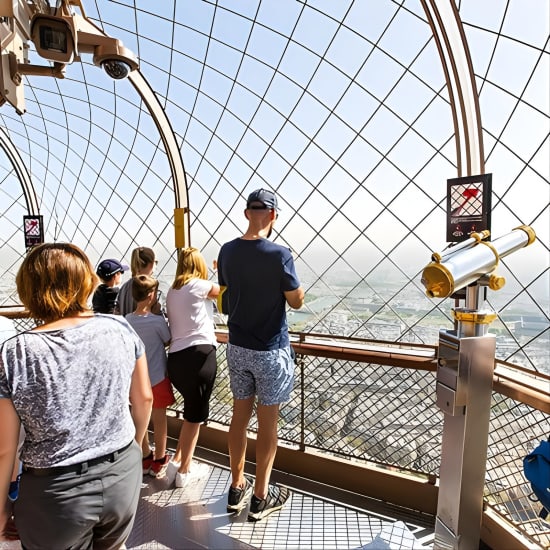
[217,188,304,522]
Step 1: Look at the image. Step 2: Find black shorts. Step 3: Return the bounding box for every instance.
[167,344,217,423]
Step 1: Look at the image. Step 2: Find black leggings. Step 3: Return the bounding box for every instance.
[167,344,217,423]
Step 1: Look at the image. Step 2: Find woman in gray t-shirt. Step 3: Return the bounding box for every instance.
[0,243,153,549]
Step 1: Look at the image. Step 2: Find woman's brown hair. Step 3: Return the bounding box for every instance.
[172,247,208,290]
[130,247,156,276]
[16,243,97,323]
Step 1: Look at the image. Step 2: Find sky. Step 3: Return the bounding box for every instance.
[0,0,548,361]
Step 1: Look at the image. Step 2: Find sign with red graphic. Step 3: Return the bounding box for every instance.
[23,215,44,249]
[447,174,492,243]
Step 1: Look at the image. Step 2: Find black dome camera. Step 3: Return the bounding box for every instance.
[101,59,132,80]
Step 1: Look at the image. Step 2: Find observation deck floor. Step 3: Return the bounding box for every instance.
[127,447,436,549]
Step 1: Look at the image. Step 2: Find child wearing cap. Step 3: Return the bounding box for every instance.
[92,258,129,314]
[125,274,175,478]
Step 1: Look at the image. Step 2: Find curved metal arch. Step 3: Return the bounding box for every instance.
[71,9,191,249]
[0,66,191,247]
[128,70,191,248]
[421,0,485,176]
[0,126,40,215]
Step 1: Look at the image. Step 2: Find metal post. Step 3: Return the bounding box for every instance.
[434,283,496,549]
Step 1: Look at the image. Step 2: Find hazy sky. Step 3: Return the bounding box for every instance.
[0,0,548,348]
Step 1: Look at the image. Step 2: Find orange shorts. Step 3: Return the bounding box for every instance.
[152,377,175,409]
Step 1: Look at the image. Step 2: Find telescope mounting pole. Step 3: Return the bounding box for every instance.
[434,280,496,549]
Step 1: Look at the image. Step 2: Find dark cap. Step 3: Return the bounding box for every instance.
[96,258,129,279]
[246,188,279,210]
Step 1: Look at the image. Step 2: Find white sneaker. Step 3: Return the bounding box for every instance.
[165,460,180,485]
[175,461,211,488]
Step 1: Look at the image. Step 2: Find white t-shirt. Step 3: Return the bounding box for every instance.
[166,278,217,353]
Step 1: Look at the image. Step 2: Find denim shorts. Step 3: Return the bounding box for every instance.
[227,343,295,406]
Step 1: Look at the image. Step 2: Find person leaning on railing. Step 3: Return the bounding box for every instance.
[217,189,305,522]
[0,242,153,549]
[116,246,163,316]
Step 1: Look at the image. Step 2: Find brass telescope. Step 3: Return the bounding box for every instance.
[421,225,536,299]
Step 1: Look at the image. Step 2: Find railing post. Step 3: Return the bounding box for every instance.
[297,333,306,452]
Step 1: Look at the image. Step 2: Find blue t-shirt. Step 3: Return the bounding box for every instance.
[217,237,301,351]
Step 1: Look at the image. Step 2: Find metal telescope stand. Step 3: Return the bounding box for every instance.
[421,225,536,548]
[434,283,497,549]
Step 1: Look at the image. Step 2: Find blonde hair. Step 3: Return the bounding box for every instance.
[132,274,158,303]
[130,247,156,276]
[172,247,208,290]
[16,243,97,323]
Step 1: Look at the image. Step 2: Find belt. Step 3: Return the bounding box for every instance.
[24,440,133,477]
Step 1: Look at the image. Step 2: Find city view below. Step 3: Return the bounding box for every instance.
[1,263,548,375]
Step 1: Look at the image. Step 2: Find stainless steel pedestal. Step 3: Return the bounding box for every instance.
[434,326,496,549]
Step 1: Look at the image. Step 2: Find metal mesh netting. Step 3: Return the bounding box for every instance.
[195,345,549,547]
[0,0,548,373]
[0,4,548,544]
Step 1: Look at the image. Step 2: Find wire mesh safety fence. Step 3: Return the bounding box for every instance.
[0,0,548,546]
[0,0,548,375]
[485,395,550,548]
[168,342,550,549]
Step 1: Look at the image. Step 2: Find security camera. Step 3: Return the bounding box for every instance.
[30,14,76,64]
[30,10,138,80]
[100,59,131,80]
[0,1,139,114]
[91,41,138,80]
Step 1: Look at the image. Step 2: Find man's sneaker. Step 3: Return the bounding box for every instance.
[175,461,211,488]
[142,452,154,475]
[150,454,170,478]
[227,476,253,512]
[248,485,290,522]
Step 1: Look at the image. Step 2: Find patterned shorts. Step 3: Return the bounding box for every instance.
[227,343,295,406]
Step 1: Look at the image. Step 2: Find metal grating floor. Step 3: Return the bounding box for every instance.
[127,450,435,550]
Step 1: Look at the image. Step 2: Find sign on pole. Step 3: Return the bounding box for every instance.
[447,174,492,243]
[23,215,44,250]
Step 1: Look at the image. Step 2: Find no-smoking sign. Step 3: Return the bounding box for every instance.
[23,215,44,249]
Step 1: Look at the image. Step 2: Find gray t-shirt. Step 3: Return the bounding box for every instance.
[125,312,170,386]
[0,314,144,468]
[116,278,135,316]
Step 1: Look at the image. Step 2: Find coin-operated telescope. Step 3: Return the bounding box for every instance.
[422,225,536,305]
[420,226,536,550]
